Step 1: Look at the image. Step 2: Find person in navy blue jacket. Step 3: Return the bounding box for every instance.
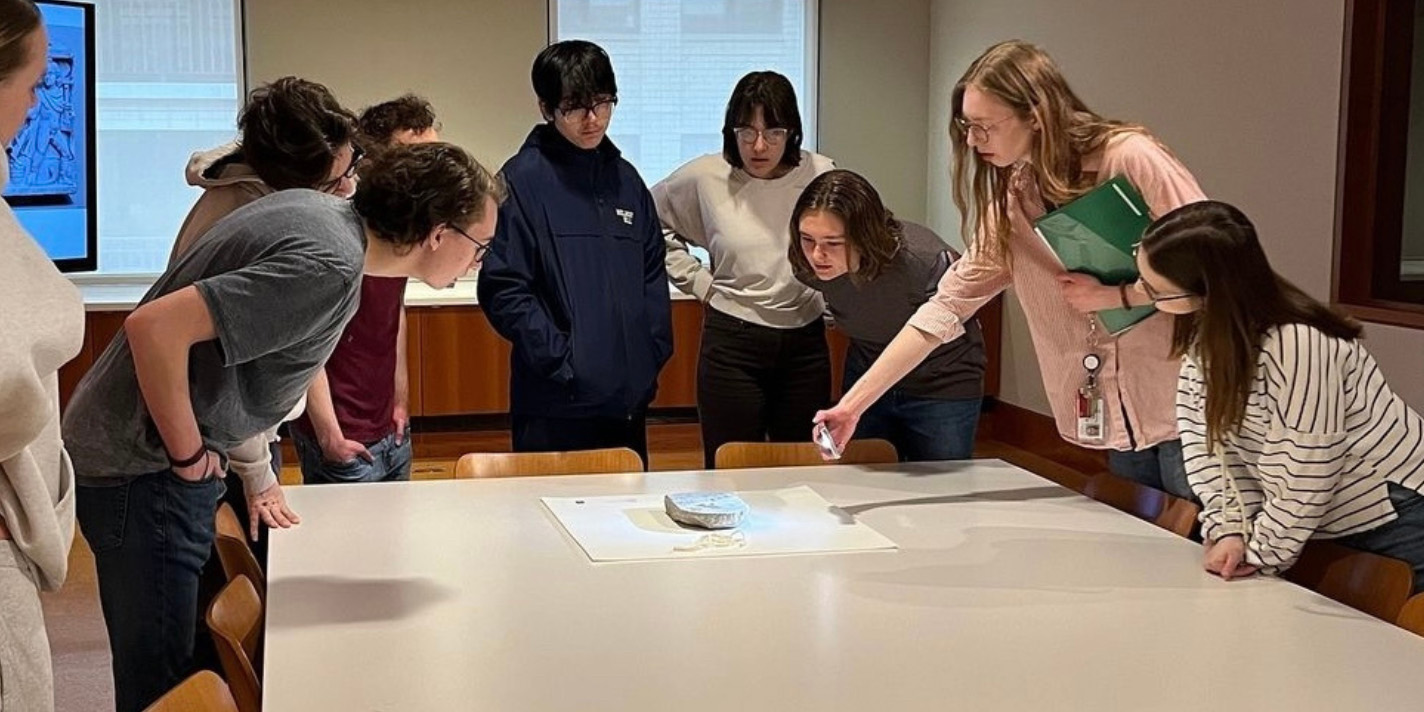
[478,40,673,466]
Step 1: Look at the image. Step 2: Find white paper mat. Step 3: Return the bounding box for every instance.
[541,485,898,562]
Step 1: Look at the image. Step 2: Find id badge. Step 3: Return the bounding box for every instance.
[1076,353,1105,443]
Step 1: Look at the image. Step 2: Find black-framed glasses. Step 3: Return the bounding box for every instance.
[1137,276,1195,304]
[733,127,790,146]
[447,223,491,262]
[954,114,1015,143]
[319,144,365,194]
[556,97,618,124]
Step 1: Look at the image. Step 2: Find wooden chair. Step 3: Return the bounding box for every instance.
[1081,472,1200,538]
[713,439,898,469]
[1396,593,1424,636]
[206,575,263,712]
[215,503,266,600]
[143,670,239,712]
[1282,540,1415,621]
[454,447,645,479]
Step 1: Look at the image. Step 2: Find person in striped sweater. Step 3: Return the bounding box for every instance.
[1136,200,1424,590]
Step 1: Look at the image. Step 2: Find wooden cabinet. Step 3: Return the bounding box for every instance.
[59,295,1001,419]
[414,306,511,416]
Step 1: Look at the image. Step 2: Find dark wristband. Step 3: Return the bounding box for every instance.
[168,444,207,469]
[1118,283,1132,310]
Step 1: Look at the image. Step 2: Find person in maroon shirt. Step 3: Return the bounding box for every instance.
[289,95,451,483]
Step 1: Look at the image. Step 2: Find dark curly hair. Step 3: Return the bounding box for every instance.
[353,142,505,253]
[0,0,41,85]
[358,94,438,149]
[238,76,357,191]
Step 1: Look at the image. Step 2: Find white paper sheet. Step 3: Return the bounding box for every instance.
[541,485,899,562]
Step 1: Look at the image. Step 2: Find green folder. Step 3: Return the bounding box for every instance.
[1033,175,1157,335]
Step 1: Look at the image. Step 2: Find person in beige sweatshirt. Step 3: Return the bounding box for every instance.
[0,3,86,709]
[166,77,359,561]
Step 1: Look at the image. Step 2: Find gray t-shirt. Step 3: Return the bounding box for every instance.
[801,222,986,400]
[63,190,365,481]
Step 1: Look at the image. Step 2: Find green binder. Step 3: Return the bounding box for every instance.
[1033,175,1157,335]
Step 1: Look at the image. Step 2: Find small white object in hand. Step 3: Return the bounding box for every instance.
[814,423,843,460]
[664,492,748,530]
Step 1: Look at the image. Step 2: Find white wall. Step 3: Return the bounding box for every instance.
[926,0,1424,413]
[243,0,932,223]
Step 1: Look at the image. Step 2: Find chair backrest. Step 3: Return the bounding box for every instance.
[713,439,899,469]
[214,503,266,601]
[1396,594,1424,637]
[1282,540,1415,621]
[206,575,263,712]
[1154,496,1202,539]
[454,447,645,479]
[1082,471,1167,519]
[143,670,239,712]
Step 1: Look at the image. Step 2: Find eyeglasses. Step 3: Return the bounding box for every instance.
[447,223,491,263]
[555,97,618,124]
[954,114,1015,143]
[1129,242,1196,304]
[734,127,790,146]
[319,144,365,194]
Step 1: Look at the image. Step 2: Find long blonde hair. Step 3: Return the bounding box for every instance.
[951,40,1143,264]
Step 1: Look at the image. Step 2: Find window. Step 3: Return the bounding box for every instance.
[550,0,817,186]
[84,0,244,277]
[1334,0,1424,327]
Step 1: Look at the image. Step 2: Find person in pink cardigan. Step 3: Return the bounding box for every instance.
[816,40,1206,499]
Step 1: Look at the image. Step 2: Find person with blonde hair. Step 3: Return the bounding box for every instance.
[0,2,85,708]
[816,40,1205,498]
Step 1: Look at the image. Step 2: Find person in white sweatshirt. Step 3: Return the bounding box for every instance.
[652,71,835,466]
[0,2,86,709]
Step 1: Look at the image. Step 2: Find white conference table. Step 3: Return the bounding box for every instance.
[264,460,1424,711]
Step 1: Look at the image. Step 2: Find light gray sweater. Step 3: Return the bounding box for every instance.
[0,159,85,590]
[653,151,834,328]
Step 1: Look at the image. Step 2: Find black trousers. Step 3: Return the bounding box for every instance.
[697,308,831,467]
[512,409,650,468]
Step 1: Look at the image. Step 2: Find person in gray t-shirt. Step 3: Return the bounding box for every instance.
[63,142,504,712]
[791,169,986,462]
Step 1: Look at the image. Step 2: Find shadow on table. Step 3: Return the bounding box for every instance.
[835,486,1074,519]
[266,576,455,627]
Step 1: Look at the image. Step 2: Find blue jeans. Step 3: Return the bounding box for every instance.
[292,427,412,484]
[1106,440,1195,502]
[845,364,980,462]
[1336,483,1424,594]
[76,470,224,712]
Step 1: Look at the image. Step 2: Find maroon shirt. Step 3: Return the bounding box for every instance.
[294,276,406,443]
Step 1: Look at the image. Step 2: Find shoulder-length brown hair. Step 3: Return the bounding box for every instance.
[788,169,901,284]
[1140,200,1362,451]
[951,40,1143,265]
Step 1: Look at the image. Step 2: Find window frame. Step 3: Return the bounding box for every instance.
[1332,0,1424,328]
[546,0,820,157]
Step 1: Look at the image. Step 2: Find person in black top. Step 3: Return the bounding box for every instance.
[790,169,986,461]
[477,40,672,466]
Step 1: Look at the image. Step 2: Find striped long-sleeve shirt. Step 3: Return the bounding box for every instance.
[1178,323,1424,573]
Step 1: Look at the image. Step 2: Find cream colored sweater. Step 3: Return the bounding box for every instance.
[0,159,85,590]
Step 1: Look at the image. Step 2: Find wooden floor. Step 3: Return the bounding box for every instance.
[42,423,1087,712]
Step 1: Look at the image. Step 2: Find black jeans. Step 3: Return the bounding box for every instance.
[512,409,650,468]
[76,470,224,712]
[697,308,831,467]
